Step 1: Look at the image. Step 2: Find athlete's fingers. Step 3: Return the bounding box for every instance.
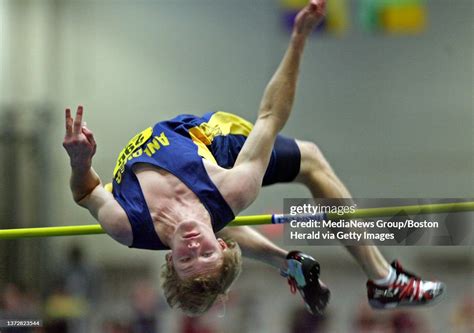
[73,105,84,134]
[316,0,326,15]
[65,108,73,136]
[82,126,96,146]
[311,0,325,15]
[82,125,94,139]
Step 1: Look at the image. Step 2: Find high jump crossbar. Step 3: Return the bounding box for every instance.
[0,201,473,240]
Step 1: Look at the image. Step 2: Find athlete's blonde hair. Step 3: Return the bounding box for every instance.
[160,238,242,316]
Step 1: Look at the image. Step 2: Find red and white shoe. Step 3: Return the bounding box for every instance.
[367,260,445,309]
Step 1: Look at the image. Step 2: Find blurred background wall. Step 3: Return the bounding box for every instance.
[0,0,472,332]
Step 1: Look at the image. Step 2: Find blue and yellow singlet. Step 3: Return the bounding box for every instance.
[109,111,300,250]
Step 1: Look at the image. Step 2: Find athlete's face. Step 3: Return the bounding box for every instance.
[169,220,228,279]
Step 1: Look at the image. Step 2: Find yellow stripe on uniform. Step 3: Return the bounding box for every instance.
[189,111,254,163]
[104,183,113,192]
[112,127,153,178]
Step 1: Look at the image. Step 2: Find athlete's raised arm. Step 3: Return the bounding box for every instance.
[63,106,101,202]
[63,106,132,245]
[225,0,326,212]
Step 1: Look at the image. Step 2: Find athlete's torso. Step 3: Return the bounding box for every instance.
[111,112,251,250]
[132,160,236,245]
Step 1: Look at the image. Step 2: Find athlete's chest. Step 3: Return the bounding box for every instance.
[133,164,203,213]
[132,161,239,217]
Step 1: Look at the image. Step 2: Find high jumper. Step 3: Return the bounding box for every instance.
[62,0,444,316]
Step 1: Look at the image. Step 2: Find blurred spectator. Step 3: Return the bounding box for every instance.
[56,244,101,332]
[353,300,430,333]
[102,319,132,333]
[236,292,261,332]
[0,283,41,333]
[1,282,40,317]
[289,306,329,333]
[62,244,100,305]
[451,295,474,333]
[0,282,41,333]
[353,301,393,333]
[130,280,161,333]
[42,318,68,333]
[43,281,88,333]
[391,311,430,333]
[180,316,216,333]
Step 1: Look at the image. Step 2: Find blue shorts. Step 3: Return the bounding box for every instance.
[197,111,301,185]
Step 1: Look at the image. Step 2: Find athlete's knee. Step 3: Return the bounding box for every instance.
[296,140,333,181]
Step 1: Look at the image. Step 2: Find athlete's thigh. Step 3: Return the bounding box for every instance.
[294,139,335,183]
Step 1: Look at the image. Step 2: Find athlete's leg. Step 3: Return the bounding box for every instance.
[295,140,445,308]
[294,140,390,280]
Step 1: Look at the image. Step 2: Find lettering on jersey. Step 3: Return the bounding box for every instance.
[113,128,170,184]
[144,132,170,156]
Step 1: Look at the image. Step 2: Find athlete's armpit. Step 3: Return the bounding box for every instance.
[218,164,262,214]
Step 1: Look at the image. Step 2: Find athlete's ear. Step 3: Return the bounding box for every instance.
[217,238,228,250]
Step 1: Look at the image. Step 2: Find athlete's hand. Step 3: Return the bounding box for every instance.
[63,105,97,169]
[293,0,326,37]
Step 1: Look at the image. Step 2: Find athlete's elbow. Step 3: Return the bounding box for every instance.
[73,185,100,206]
[256,112,287,134]
[74,192,92,207]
